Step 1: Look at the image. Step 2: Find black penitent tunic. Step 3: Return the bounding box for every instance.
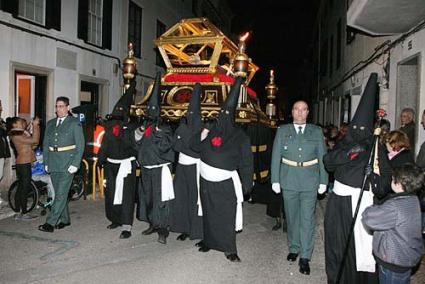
[169,123,203,239]
[199,126,253,253]
[136,123,174,230]
[98,121,138,226]
[323,138,391,284]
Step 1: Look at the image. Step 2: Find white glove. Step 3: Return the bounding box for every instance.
[201,128,210,141]
[318,184,327,194]
[68,165,78,174]
[272,183,281,194]
[44,166,49,173]
[134,127,144,141]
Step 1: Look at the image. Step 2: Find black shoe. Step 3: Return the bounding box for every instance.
[272,217,282,231]
[176,233,189,241]
[142,225,157,235]
[158,234,167,244]
[198,242,210,252]
[107,223,120,229]
[55,222,71,229]
[287,253,299,262]
[38,223,54,233]
[195,240,204,247]
[226,253,241,262]
[299,258,310,275]
[119,231,132,239]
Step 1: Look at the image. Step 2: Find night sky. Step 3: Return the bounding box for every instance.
[227,0,319,118]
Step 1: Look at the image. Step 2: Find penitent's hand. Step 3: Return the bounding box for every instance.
[68,165,78,174]
[272,183,281,194]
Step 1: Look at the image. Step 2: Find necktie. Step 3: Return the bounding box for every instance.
[298,126,302,135]
[57,118,62,127]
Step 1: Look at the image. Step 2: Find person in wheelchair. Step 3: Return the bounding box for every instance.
[6,116,40,220]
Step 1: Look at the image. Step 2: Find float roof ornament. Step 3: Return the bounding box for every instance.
[155,17,259,85]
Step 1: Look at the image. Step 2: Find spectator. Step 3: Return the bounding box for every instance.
[0,99,11,207]
[362,164,424,284]
[399,108,416,150]
[338,122,349,141]
[6,116,40,220]
[416,110,425,168]
[385,130,414,169]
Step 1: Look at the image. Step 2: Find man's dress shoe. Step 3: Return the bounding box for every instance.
[142,226,157,235]
[119,231,132,239]
[226,253,241,262]
[157,234,167,244]
[38,223,54,233]
[176,233,189,241]
[299,258,310,275]
[55,223,71,229]
[107,223,120,229]
[287,253,298,262]
[198,242,210,252]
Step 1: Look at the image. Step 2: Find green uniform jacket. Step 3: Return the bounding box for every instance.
[271,124,328,191]
[43,116,85,172]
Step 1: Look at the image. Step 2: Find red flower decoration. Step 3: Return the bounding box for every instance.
[376,109,387,118]
[112,124,120,137]
[211,136,222,147]
[144,125,153,137]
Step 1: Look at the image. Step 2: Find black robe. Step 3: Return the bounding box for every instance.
[169,123,203,239]
[198,125,253,253]
[98,121,138,226]
[323,137,391,284]
[136,122,174,232]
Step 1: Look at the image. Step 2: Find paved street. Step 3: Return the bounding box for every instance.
[0,195,424,284]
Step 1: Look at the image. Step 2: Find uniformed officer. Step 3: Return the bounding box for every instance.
[39,96,85,232]
[271,100,328,275]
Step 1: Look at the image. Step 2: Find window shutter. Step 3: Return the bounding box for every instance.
[1,0,18,16]
[102,0,113,50]
[77,0,89,41]
[45,0,61,30]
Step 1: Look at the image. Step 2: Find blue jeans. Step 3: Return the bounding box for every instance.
[379,265,411,284]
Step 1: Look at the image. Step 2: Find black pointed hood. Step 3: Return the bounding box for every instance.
[217,76,243,129]
[110,79,136,121]
[186,82,202,130]
[347,73,378,142]
[146,72,162,121]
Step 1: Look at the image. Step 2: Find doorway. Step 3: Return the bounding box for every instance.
[396,55,420,150]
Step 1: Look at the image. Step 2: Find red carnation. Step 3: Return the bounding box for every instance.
[376,109,387,118]
[211,136,222,147]
[112,124,120,137]
[144,125,153,137]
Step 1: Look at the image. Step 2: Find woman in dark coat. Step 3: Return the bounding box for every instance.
[385,130,414,169]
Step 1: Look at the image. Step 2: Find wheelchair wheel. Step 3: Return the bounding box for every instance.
[69,174,85,201]
[8,180,38,213]
[35,180,54,210]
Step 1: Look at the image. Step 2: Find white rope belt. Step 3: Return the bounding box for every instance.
[48,145,76,152]
[178,153,202,216]
[333,180,375,273]
[107,157,136,205]
[143,163,174,201]
[200,161,243,231]
[281,157,318,167]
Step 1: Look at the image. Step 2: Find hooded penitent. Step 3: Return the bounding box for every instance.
[346,73,378,143]
[200,76,247,171]
[173,82,203,158]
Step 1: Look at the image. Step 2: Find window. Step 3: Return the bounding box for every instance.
[128,1,142,58]
[156,20,166,67]
[78,0,112,49]
[1,0,61,30]
[19,0,45,25]
[87,0,103,46]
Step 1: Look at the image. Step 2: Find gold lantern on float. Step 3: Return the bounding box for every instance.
[265,69,278,126]
[122,42,137,91]
[233,32,250,78]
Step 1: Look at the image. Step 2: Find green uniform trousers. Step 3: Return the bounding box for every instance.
[47,172,74,225]
[282,189,317,259]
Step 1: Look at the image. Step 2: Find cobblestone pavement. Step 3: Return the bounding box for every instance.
[0,195,423,284]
